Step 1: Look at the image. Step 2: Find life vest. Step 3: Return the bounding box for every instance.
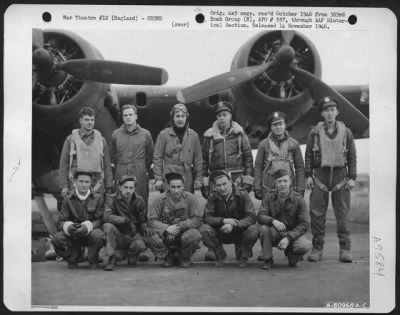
[314,121,347,168]
[69,129,104,179]
[263,136,295,189]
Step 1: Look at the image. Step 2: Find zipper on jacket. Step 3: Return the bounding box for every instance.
[223,136,227,170]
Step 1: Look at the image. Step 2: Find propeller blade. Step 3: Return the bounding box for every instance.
[49,88,58,105]
[55,60,168,85]
[33,48,54,73]
[281,30,295,46]
[290,66,369,135]
[177,63,270,103]
[177,44,298,104]
[32,65,39,88]
[32,29,44,50]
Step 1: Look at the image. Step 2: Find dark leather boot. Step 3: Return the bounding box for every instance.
[205,248,216,261]
[261,258,273,270]
[214,247,227,267]
[163,251,175,268]
[127,255,138,266]
[104,255,116,271]
[308,239,324,262]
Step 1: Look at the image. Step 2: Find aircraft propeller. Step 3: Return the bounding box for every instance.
[32,28,168,89]
[33,48,168,86]
[176,30,297,104]
[32,28,44,50]
[290,65,369,132]
[281,30,295,46]
[176,30,369,136]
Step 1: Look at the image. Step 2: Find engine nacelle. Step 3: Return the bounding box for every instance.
[32,30,108,134]
[229,31,322,138]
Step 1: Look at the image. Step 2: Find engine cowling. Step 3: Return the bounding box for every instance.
[32,30,108,134]
[229,30,321,138]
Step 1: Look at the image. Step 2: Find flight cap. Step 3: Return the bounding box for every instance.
[170,103,189,117]
[272,169,291,181]
[74,170,94,179]
[118,175,137,186]
[267,111,287,127]
[215,101,233,115]
[318,96,339,112]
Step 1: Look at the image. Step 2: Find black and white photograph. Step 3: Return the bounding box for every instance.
[3,4,396,312]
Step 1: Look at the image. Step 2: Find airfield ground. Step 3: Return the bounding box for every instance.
[31,190,370,309]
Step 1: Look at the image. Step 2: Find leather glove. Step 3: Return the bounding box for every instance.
[72,225,88,239]
[201,185,209,199]
[242,183,252,193]
[254,190,263,200]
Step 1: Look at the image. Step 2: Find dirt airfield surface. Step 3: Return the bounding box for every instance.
[32,218,369,309]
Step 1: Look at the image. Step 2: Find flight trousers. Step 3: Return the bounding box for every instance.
[161,228,202,260]
[310,168,351,250]
[258,225,312,261]
[51,228,105,265]
[200,224,259,259]
[103,222,168,260]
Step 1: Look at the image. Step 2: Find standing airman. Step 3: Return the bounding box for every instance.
[254,111,305,200]
[110,104,154,203]
[153,103,203,193]
[59,107,113,197]
[305,97,357,263]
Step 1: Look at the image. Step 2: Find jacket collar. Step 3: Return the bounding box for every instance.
[214,185,239,201]
[71,189,95,200]
[267,131,289,142]
[116,191,137,202]
[205,121,244,138]
[165,190,188,201]
[122,124,141,134]
[168,126,187,135]
[272,189,296,202]
[78,128,95,139]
